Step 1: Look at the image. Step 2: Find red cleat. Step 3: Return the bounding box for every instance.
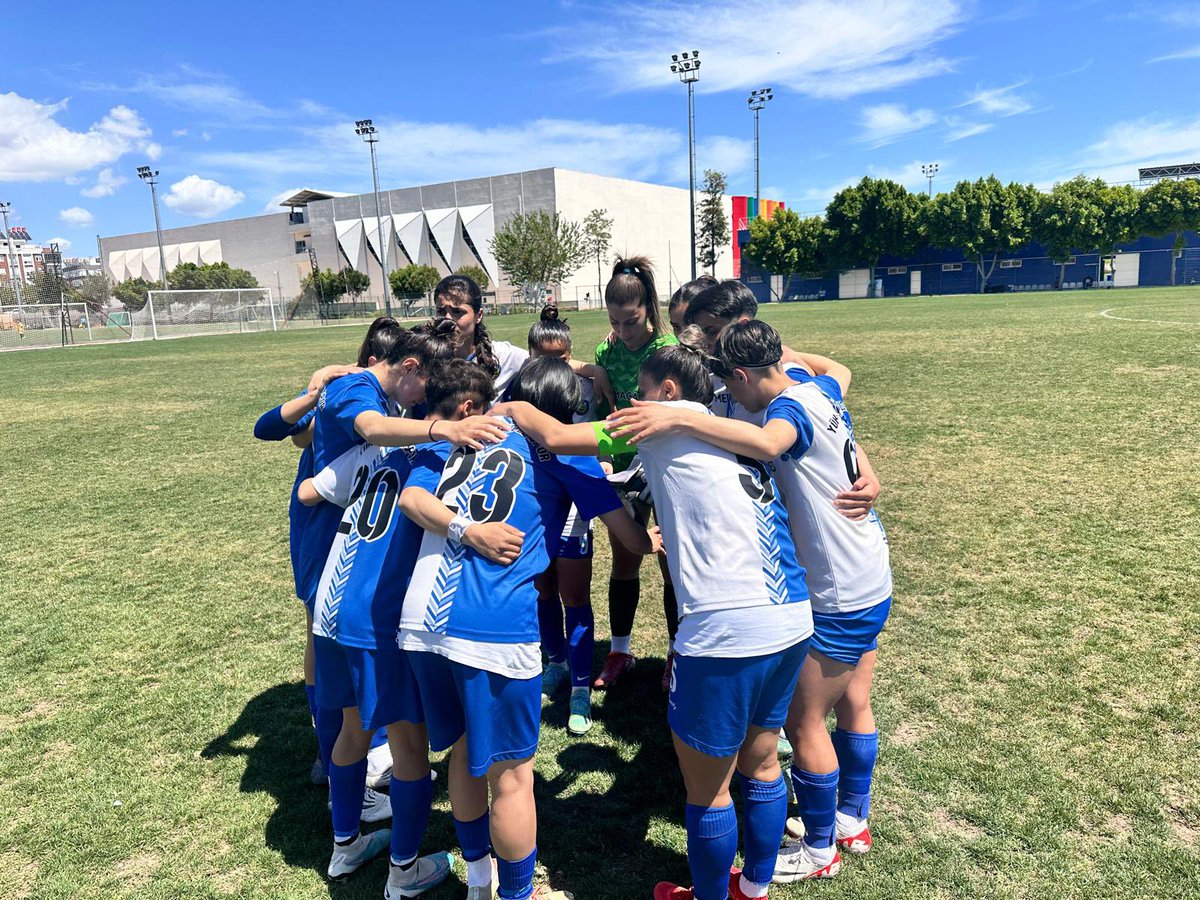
[727,865,758,900]
[593,651,635,689]
[836,825,872,855]
[652,881,693,900]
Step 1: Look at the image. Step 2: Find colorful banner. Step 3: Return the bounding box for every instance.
[732,196,785,278]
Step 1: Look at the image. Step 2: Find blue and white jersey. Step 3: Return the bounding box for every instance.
[472,340,529,402]
[253,391,316,599]
[398,422,622,677]
[709,364,808,423]
[764,376,892,615]
[310,444,441,649]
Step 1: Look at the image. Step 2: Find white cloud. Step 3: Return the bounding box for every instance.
[549,0,963,99]
[81,167,127,197]
[959,82,1033,117]
[944,119,993,142]
[1149,44,1200,63]
[1069,114,1200,184]
[144,142,163,161]
[162,175,245,217]
[59,207,94,228]
[171,128,188,137]
[858,103,937,147]
[201,131,212,141]
[0,93,150,182]
[47,236,72,253]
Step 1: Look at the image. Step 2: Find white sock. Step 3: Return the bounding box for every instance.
[836,810,867,836]
[805,841,837,864]
[466,855,493,887]
[610,635,632,655]
[739,874,770,898]
[571,686,588,698]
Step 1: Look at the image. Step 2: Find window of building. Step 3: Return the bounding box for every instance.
[999,259,1022,269]
[1066,256,1077,265]
[747,275,763,283]
[887,266,907,275]
[941,262,963,272]
[294,240,308,254]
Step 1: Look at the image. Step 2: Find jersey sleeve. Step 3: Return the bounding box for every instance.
[548,454,623,521]
[330,380,384,440]
[404,445,451,494]
[312,445,374,506]
[808,374,844,403]
[254,391,313,441]
[765,397,815,458]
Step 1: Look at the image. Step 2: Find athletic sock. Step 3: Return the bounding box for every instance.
[685,803,738,900]
[737,772,788,886]
[314,707,342,777]
[608,578,640,647]
[304,683,318,726]
[496,846,537,900]
[564,606,595,688]
[739,874,770,898]
[662,582,679,641]
[832,728,878,820]
[836,810,868,836]
[329,757,369,842]
[454,811,492,886]
[537,596,567,664]
[791,766,839,852]
[389,773,435,866]
[610,634,632,656]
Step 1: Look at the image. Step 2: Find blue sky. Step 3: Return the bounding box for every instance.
[3,0,1199,257]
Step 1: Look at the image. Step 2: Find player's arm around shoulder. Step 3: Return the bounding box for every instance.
[488,401,601,456]
[398,486,524,565]
[783,349,851,396]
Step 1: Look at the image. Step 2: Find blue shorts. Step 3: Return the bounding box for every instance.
[313,636,424,731]
[810,597,891,665]
[555,530,592,560]
[668,638,809,758]
[408,652,540,777]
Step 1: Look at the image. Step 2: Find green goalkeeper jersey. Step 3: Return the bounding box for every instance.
[593,330,679,419]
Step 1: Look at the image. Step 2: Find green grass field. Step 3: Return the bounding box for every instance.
[2,287,1198,900]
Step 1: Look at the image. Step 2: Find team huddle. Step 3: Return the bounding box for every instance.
[253,259,893,900]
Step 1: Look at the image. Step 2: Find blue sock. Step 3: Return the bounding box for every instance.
[497,846,537,900]
[791,766,838,849]
[832,729,878,819]
[538,597,566,664]
[329,757,368,842]
[304,683,318,725]
[737,773,788,885]
[370,727,388,751]
[314,707,342,777]
[685,803,738,900]
[390,774,435,865]
[564,606,594,689]
[453,810,491,862]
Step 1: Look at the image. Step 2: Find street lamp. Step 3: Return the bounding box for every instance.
[0,200,23,306]
[921,162,940,197]
[355,118,392,316]
[670,50,701,281]
[748,88,774,206]
[136,166,170,290]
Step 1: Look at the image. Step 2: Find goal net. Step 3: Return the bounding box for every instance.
[135,288,278,341]
[0,302,107,351]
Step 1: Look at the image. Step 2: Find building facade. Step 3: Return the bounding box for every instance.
[1,227,54,288]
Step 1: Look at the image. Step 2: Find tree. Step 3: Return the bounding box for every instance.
[167,261,259,290]
[490,210,587,301]
[824,177,924,292]
[582,208,613,291]
[454,265,490,291]
[113,277,157,312]
[76,274,112,313]
[925,177,1039,291]
[1139,178,1200,286]
[339,268,371,301]
[742,208,830,300]
[1034,175,1109,286]
[390,264,442,296]
[25,271,77,304]
[697,170,731,275]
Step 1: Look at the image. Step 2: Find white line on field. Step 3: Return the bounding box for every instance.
[1099,307,1200,326]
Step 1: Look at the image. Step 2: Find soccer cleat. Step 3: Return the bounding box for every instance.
[327,829,391,882]
[772,841,841,883]
[542,663,569,698]
[661,652,676,693]
[593,651,635,689]
[384,851,454,899]
[465,858,499,900]
[567,691,593,736]
[652,881,694,900]
[785,817,804,840]
[727,866,758,900]
[776,728,793,760]
[310,755,328,786]
[836,824,872,855]
[361,786,393,824]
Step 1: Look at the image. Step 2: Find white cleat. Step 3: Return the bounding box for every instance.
[361,786,392,824]
[384,851,455,899]
[785,816,804,840]
[772,841,842,883]
[327,830,391,882]
[366,742,394,789]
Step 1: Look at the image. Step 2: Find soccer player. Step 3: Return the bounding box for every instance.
[606,319,893,881]
[591,256,678,690]
[667,275,718,337]
[494,328,813,900]
[396,375,660,900]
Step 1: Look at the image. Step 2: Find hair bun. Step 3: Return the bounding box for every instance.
[540,303,561,322]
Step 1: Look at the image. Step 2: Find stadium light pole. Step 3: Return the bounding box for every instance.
[921,162,940,197]
[355,119,392,316]
[0,201,24,306]
[670,50,701,281]
[136,166,170,290]
[748,88,773,206]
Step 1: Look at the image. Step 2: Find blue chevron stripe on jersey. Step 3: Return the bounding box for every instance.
[756,502,789,605]
[316,501,366,639]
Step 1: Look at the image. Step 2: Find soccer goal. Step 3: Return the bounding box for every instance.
[0,302,101,351]
[134,288,278,341]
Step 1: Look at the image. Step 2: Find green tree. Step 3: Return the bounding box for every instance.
[925,177,1040,291]
[112,277,157,312]
[824,177,925,293]
[582,208,613,291]
[25,271,77,304]
[167,261,259,290]
[1139,178,1200,286]
[390,264,442,296]
[453,265,490,291]
[742,208,830,300]
[1034,175,1109,286]
[697,170,731,275]
[338,268,371,301]
[76,274,112,313]
[490,210,587,301]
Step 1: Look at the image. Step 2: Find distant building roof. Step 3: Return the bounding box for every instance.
[278,188,353,207]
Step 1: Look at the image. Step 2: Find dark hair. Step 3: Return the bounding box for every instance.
[433,274,500,378]
[384,322,455,369]
[712,319,783,380]
[605,255,665,336]
[507,357,583,425]
[357,316,404,367]
[527,303,571,353]
[669,274,719,313]
[422,359,494,420]
[640,325,714,406]
[683,279,759,326]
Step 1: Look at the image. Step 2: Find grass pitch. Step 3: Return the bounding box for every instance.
[1,287,1197,900]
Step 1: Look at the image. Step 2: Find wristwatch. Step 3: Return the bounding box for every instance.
[447,514,472,545]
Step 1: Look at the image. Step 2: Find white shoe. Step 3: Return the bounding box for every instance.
[466,858,499,900]
[361,786,392,824]
[772,840,841,883]
[366,742,393,789]
[384,851,455,898]
[327,830,391,881]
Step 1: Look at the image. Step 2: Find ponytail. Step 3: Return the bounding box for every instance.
[528,303,572,353]
[357,316,403,367]
[640,325,714,406]
[605,255,665,335]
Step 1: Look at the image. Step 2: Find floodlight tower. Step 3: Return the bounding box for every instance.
[748,88,774,206]
[0,201,23,305]
[921,162,940,197]
[355,119,392,316]
[136,166,170,290]
[670,50,701,281]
